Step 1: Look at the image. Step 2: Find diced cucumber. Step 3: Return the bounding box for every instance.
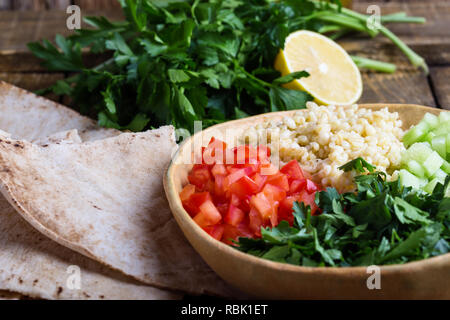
[422,113,439,129]
[424,178,440,194]
[431,135,447,158]
[447,133,450,158]
[432,121,450,136]
[406,160,426,178]
[423,151,445,177]
[442,160,450,174]
[420,131,436,143]
[438,111,450,123]
[403,122,429,147]
[399,169,427,190]
[432,168,447,182]
[402,142,433,164]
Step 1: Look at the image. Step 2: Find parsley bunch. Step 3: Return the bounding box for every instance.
[236,159,450,267]
[28,0,426,132]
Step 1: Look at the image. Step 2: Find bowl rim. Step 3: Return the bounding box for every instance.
[164,103,450,276]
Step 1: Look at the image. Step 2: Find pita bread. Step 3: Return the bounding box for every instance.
[0,82,180,299]
[0,200,180,300]
[0,81,119,142]
[0,290,27,300]
[33,129,83,145]
[0,126,234,296]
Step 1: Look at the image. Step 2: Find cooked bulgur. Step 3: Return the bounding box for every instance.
[244,102,406,192]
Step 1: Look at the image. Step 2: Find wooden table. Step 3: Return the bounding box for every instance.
[0,0,449,110]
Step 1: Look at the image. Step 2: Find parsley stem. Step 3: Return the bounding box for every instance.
[379,27,429,73]
[317,24,343,34]
[312,1,428,73]
[381,13,426,24]
[316,13,377,37]
[234,62,272,89]
[351,55,397,73]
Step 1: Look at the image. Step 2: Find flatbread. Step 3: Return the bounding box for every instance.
[0,127,234,296]
[33,129,83,145]
[0,290,27,300]
[0,82,180,299]
[0,81,118,142]
[0,199,179,300]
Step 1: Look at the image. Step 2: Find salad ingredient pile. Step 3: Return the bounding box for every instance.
[180,138,321,244]
[236,159,450,267]
[399,112,450,195]
[245,103,405,192]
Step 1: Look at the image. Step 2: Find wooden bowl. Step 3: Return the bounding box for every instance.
[164,104,450,299]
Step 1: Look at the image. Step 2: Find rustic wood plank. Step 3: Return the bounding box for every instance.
[0,10,123,52]
[354,1,450,39]
[359,71,436,107]
[430,67,450,110]
[9,0,70,10]
[74,0,121,10]
[11,0,46,11]
[0,11,73,52]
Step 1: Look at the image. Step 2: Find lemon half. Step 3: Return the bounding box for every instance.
[275,30,362,106]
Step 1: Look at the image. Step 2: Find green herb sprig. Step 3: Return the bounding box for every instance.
[28,0,427,132]
[235,160,449,267]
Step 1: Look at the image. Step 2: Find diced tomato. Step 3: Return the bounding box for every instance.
[193,200,222,228]
[224,205,245,226]
[203,137,227,165]
[192,163,209,171]
[223,168,246,189]
[203,179,215,193]
[289,179,306,194]
[297,190,319,215]
[216,203,229,216]
[262,184,286,202]
[186,192,211,208]
[250,192,273,220]
[248,208,264,237]
[179,184,196,202]
[251,172,268,192]
[214,175,226,197]
[229,176,259,199]
[230,193,240,207]
[181,138,323,244]
[257,145,271,163]
[280,160,305,180]
[238,196,251,212]
[280,191,319,217]
[183,192,212,216]
[305,179,319,194]
[243,162,260,174]
[233,145,258,165]
[221,223,252,245]
[211,164,227,177]
[259,162,278,176]
[278,196,297,225]
[270,202,279,227]
[266,173,289,192]
[188,166,211,189]
[208,137,227,150]
[203,224,225,241]
[195,146,207,165]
